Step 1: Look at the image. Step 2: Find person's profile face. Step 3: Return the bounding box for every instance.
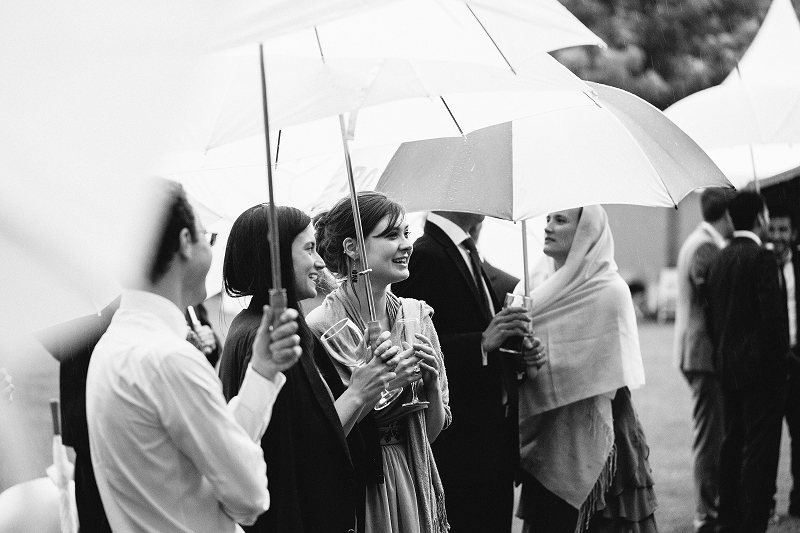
[543,208,581,263]
[769,216,795,257]
[292,223,324,301]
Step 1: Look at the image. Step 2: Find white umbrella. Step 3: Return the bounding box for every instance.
[376,82,733,291]
[664,0,800,188]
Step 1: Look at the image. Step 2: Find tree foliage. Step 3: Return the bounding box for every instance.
[554,0,800,108]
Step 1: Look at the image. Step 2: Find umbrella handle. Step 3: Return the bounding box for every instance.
[269,288,288,327]
[366,320,382,358]
[50,398,61,436]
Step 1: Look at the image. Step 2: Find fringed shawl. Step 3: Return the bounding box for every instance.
[306,285,451,533]
[518,205,645,515]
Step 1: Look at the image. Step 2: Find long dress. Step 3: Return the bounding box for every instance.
[306,287,451,533]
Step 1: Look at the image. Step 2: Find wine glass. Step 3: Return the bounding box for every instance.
[320,318,404,410]
[320,318,366,368]
[395,317,429,408]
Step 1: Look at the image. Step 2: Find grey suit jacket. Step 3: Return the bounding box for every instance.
[674,224,723,373]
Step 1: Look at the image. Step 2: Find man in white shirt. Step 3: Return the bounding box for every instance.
[674,188,733,533]
[770,211,800,516]
[87,179,301,532]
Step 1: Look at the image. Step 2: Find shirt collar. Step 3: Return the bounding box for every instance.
[427,212,470,248]
[700,221,728,249]
[119,289,188,338]
[733,230,762,247]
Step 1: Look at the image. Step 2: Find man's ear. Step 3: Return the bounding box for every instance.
[342,237,358,260]
[177,227,194,260]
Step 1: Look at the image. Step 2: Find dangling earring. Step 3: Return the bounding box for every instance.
[350,265,359,284]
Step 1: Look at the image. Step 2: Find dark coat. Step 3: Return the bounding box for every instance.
[706,236,791,391]
[219,304,366,533]
[392,221,518,532]
[36,297,120,533]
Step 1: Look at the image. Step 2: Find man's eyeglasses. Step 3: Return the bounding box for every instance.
[204,231,218,247]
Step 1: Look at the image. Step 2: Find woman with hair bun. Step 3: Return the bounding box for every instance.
[219,203,397,533]
[308,191,451,533]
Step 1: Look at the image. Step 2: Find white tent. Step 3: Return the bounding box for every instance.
[664,0,800,188]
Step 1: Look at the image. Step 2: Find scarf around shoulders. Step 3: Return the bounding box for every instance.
[306,284,450,533]
[517,205,645,512]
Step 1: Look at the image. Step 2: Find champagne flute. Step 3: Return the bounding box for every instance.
[395,317,429,408]
[499,293,535,373]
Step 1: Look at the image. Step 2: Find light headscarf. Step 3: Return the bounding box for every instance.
[520,204,645,415]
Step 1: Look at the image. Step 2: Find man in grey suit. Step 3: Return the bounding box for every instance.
[674,188,734,533]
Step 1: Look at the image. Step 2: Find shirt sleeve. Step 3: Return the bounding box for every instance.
[155,349,285,526]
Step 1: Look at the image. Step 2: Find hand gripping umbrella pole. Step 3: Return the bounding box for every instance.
[259,44,287,318]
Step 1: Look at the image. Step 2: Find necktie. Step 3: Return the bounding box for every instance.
[186,328,204,352]
[461,237,491,317]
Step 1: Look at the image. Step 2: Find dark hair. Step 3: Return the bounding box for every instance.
[700,188,734,222]
[223,204,314,355]
[728,191,765,231]
[314,191,405,276]
[223,204,311,307]
[149,180,197,284]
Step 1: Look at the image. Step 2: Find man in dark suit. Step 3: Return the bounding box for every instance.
[673,188,733,533]
[769,210,800,516]
[706,191,793,533]
[36,297,120,533]
[393,211,535,533]
[468,220,521,301]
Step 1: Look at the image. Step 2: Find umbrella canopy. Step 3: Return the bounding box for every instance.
[376,82,733,221]
[664,0,800,187]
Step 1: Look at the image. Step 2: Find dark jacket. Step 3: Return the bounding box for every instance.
[706,236,791,391]
[219,303,366,533]
[392,221,518,531]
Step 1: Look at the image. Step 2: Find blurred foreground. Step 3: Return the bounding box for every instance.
[3,321,800,533]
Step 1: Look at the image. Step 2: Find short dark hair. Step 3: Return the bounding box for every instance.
[314,191,405,276]
[728,191,765,231]
[223,204,311,309]
[149,180,197,284]
[700,188,734,222]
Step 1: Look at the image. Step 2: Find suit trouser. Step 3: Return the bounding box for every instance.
[684,371,724,531]
[718,383,785,533]
[785,368,800,515]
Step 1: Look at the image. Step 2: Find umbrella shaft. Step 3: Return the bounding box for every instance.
[260,44,282,290]
[338,114,377,322]
[521,220,530,295]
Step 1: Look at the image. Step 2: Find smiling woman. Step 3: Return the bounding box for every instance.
[218,203,397,533]
[308,191,451,533]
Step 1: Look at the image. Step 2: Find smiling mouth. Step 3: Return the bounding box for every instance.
[392,256,409,265]
[309,273,319,281]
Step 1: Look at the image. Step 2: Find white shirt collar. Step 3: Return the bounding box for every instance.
[119,289,188,338]
[427,212,470,247]
[700,221,728,249]
[733,230,762,247]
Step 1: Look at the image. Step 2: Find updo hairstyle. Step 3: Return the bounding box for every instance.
[314,191,405,277]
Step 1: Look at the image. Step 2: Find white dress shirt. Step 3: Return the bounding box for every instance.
[87,290,285,533]
[733,230,762,246]
[783,251,797,348]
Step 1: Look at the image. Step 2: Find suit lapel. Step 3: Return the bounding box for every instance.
[425,221,493,322]
[299,347,352,463]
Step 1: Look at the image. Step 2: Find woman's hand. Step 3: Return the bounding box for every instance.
[251,306,302,381]
[522,335,547,379]
[385,340,422,391]
[410,333,440,394]
[349,334,397,406]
